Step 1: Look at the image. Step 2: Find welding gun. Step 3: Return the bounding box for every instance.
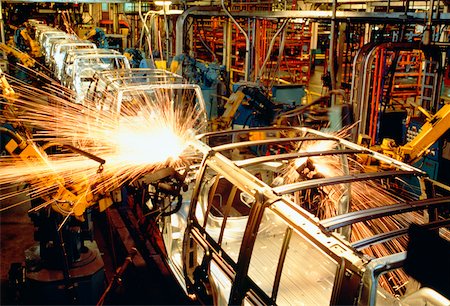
[133,166,188,217]
[373,102,450,168]
[1,69,114,220]
[14,25,41,58]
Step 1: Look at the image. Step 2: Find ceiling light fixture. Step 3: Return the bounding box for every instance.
[154,0,172,7]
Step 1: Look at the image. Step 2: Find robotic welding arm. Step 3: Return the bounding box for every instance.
[133,166,189,217]
[3,134,111,220]
[82,27,109,48]
[15,26,41,57]
[1,70,112,220]
[397,103,450,164]
[0,43,36,68]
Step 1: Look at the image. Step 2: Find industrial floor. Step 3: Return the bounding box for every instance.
[0,184,36,304]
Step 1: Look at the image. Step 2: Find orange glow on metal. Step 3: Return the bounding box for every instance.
[0,77,205,211]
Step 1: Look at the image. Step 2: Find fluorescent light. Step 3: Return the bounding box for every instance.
[154,0,172,6]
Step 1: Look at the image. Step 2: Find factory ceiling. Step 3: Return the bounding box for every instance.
[0,0,446,9]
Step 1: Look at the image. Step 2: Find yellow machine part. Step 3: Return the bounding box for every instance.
[398,103,450,163]
[76,25,94,38]
[365,103,450,170]
[5,137,94,221]
[1,69,110,221]
[0,43,36,68]
[210,90,246,131]
[98,197,113,212]
[155,60,167,70]
[0,74,17,98]
[19,29,41,58]
[82,28,97,40]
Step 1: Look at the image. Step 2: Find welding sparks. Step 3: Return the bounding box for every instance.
[115,121,185,165]
[276,129,429,296]
[0,72,206,217]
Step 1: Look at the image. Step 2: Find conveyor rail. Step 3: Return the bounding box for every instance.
[235,148,368,167]
[321,197,450,231]
[273,170,422,195]
[351,218,450,250]
[212,136,337,151]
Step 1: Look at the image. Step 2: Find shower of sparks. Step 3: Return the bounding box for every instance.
[0,72,206,218]
[277,128,431,296]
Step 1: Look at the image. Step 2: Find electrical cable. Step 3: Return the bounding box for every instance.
[97,248,137,306]
[269,25,288,90]
[197,21,217,62]
[257,19,290,84]
[221,0,250,81]
[138,1,155,65]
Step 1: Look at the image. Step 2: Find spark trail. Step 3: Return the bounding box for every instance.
[0,72,206,215]
[277,130,427,296]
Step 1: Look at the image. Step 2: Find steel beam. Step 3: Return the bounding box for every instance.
[273,169,422,195]
[321,197,450,230]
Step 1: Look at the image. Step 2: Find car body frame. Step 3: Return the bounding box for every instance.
[49,40,96,80]
[61,48,120,87]
[149,126,450,306]
[66,53,130,103]
[83,68,207,131]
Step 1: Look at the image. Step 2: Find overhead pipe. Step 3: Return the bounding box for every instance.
[0,0,5,45]
[138,11,148,50]
[161,3,170,64]
[175,8,450,58]
[175,6,250,81]
[257,18,290,84]
[221,0,250,82]
[175,6,220,57]
[329,0,337,105]
[138,1,155,63]
[350,42,442,139]
[423,0,435,45]
[270,23,288,88]
[174,7,450,83]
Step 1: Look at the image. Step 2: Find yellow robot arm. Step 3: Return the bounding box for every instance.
[1,71,112,220]
[19,28,41,58]
[210,91,246,131]
[3,135,98,221]
[82,28,98,40]
[0,43,36,68]
[0,71,17,98]
[398,103,450,163]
